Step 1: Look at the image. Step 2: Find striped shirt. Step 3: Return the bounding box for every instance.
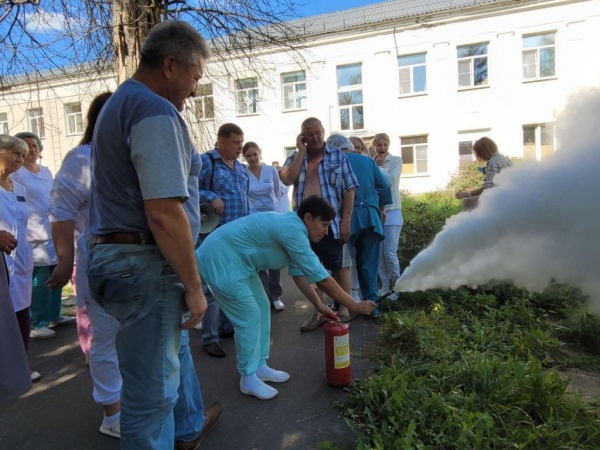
[283,145,358,239]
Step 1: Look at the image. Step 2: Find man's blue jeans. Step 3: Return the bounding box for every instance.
[88,244,204,449]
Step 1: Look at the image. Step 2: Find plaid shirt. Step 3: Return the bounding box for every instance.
[199,149,249,226]
[283,145,359,239]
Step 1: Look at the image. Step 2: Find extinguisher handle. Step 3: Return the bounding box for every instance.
[375,291,395,304]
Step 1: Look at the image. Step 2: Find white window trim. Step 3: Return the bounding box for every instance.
[195,84,215,121]
[401,138,429,176]
[337,64,364,132]
[65,103,83,136]
[236,78,259,117]
[457,43,489,90]
[281,71,307,112]
[522,32,556,81]
[398,54,427,97]
[0,112,8,134]
[28,108,45,139]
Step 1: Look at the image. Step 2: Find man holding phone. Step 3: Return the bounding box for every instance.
[280,117,359,330]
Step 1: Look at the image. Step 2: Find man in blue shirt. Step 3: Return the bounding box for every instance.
[198,123,249,357]
[88,21,221,450]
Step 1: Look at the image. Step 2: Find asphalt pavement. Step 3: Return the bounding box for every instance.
[0,270,379,450]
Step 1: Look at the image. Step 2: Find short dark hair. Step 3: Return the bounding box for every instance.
[218,123,244,139]
[81,92,112,145]
[297,195,336,222]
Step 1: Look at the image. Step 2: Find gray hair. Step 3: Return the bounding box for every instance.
[0,134,28,154]
[326,134,353,151]
[140,20,211,70]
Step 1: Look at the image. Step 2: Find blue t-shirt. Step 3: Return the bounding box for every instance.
[89,79,201,239]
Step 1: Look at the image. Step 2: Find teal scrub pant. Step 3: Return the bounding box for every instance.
[30,265,62,329]
[211,275,271,376]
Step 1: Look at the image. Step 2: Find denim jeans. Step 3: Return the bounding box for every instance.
[88,243,204,449]
[378,224,403,292]
[258,269,282,303]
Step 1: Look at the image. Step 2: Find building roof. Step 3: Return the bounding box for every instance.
[288,0,538,35]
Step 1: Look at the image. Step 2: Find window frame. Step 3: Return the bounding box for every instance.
[400,135,429,176]
[64,102,84,136]
[522,32,556,81]
[337,63,364,131]
[194,83,215,120]
[28,107,45,139]
[281,71,307,112]
[398,53,427,96]
[457,43,489,89]
[235,77,259,116]
[0,112,8,134]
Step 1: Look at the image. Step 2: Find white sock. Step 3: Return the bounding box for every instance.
[256,365,290,383]
[102,411,120,428]
[240,374,278,400]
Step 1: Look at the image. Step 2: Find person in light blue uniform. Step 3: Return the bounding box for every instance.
[195,196,376,400]
[326,135,392,315]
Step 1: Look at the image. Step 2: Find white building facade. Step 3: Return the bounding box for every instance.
[1,0,599,192]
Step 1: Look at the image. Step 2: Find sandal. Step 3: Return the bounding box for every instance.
[338,314,352,323]
[300,312,328,332]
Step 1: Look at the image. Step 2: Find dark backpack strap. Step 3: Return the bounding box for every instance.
[208,152,216,191]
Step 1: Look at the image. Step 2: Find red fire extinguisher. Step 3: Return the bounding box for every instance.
[324,321,352,387]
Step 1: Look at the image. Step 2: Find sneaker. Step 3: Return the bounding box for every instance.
[48,315,76,328]
[30,327,56,339]
[389,292,399,301]
[30,371,42,382]
[300,312,329,332]
[99,418,121,439]
[377,288,390,298]
[272,299,285,311]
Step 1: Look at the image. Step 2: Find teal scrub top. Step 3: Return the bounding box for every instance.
[196,211,329,297]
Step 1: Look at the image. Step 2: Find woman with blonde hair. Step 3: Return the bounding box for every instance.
[349,136,369,156]
[455,137,512,201]
[373,132,403,300]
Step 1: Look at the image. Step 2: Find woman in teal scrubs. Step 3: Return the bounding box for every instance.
[195,196,376,400]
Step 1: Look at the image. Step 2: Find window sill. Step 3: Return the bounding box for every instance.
[522,76,557,84]
[66,132,83,137]
[236,113,260,118]
[403,173,430,178]
[398,92,427,99]
[457,84,490,92]
[282,108,307,114]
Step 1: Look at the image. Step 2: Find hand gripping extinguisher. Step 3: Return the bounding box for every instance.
[324,321,352,387]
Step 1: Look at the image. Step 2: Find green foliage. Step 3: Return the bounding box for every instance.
[445,161,485,192]
[340,192,600,449]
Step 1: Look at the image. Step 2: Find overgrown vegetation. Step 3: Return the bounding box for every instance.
[339,180,600,449]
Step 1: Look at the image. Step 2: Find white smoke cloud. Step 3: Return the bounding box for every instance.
[396,86,600,312]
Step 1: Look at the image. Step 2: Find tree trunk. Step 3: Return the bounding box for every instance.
[112,0,164,84]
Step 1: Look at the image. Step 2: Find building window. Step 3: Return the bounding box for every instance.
[337,63,364,131]
[281,71,307,111]
[28,108,45,138]
[398,53,426,95]
[0,112,8,134]
[401,135,428,174]
[522,33,556,80]
[523,123,555,160]
[236,78,259,116]
[457,43,488,88]
[458,141,474,168]
[284,146,296,160]
[195,84,215,120]
[64,103,83,135]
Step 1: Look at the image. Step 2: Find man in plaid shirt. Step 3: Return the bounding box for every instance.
[281,117,359,331]
[198,123,249,357]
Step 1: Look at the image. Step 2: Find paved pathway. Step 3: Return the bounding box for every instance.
[0,270,379,449]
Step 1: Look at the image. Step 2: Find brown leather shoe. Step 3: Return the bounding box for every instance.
[203,342,226,358]
[175,403,223,450]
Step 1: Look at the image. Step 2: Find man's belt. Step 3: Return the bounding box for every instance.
[91,232,156,245]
